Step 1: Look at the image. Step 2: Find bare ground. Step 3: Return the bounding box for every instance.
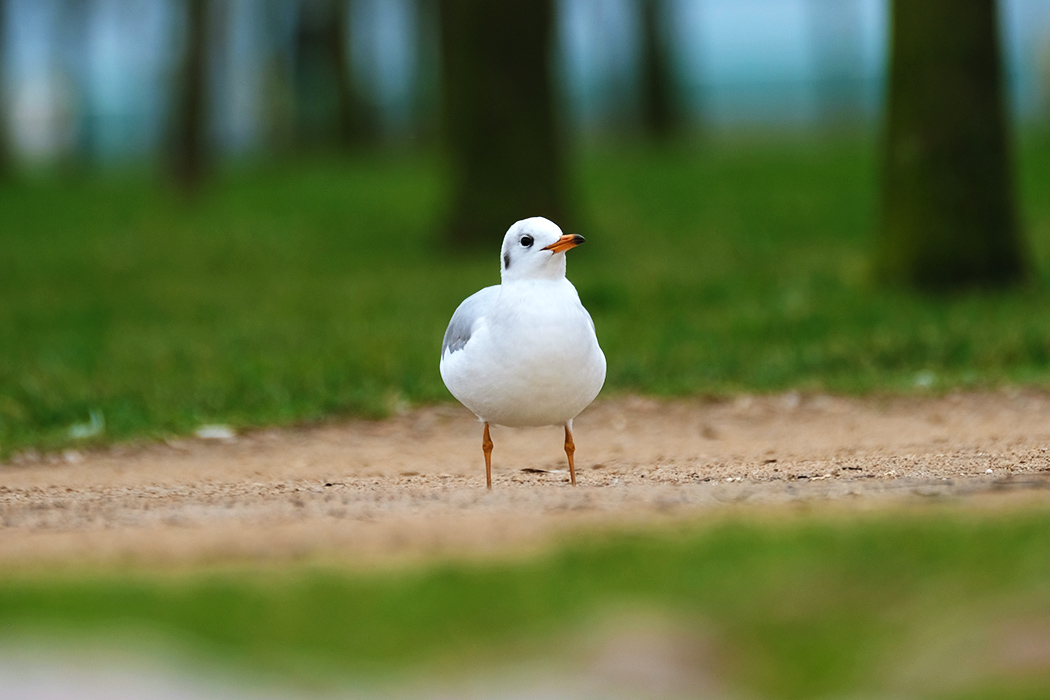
[2,391,1050,569]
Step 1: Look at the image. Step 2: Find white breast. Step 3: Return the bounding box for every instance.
[440,279,606,427]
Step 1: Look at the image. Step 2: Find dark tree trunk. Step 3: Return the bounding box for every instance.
[171,0,211,192]
[293,0,372,149]
[878,0,1028,289]
[439,0,573,246]
[410,0,440,144]
[638,0,678,141]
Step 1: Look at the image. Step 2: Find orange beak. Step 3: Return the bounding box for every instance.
[542,234,586,253]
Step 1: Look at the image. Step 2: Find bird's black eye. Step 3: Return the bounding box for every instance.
[520,235,534,248]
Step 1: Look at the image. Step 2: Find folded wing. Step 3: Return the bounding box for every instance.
[441,285,500,357]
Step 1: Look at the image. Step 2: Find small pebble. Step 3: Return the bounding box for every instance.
[195,425,236,440]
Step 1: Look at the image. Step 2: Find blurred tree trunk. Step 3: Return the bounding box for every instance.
[410,0,440,144]
[439,0,573,246]
[171,0,211,192]
[806,0,866,129]
[0,0,10,178]
[293,0,372,149]
[59,0,94,169]
[638,0,679,141]
[260,0,295,154]
[878,0,1027,289]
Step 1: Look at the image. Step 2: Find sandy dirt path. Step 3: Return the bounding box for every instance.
[2,391,1050,569]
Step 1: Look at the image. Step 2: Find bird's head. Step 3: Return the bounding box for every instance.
[499,217,585,282]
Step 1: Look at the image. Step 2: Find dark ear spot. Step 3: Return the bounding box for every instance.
[503,252,511,270]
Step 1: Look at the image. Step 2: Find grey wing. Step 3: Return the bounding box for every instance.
[441,285,500,356]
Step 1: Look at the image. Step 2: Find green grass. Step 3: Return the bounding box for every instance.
[3,508,1050,699]
[3,137,1050,454]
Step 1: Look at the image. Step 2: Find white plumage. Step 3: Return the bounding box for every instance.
[440,217,606,487]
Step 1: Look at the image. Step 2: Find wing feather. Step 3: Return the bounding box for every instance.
[441,286,500,357]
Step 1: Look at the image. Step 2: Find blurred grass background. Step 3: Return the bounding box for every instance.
[3,507,1050,699]
[4,4,1050,699]
[3,135,1050,456]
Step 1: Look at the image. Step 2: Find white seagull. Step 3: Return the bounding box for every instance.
[440,217,607,488]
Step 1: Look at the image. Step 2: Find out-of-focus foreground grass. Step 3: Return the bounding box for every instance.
[2,507,1050,699]
[3,137,1050,455]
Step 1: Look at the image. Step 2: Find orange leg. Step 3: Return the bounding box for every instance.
[482,422,493,489]
[564,425,577,486]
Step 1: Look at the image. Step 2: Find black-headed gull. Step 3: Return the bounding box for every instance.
[440,217,607,488]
